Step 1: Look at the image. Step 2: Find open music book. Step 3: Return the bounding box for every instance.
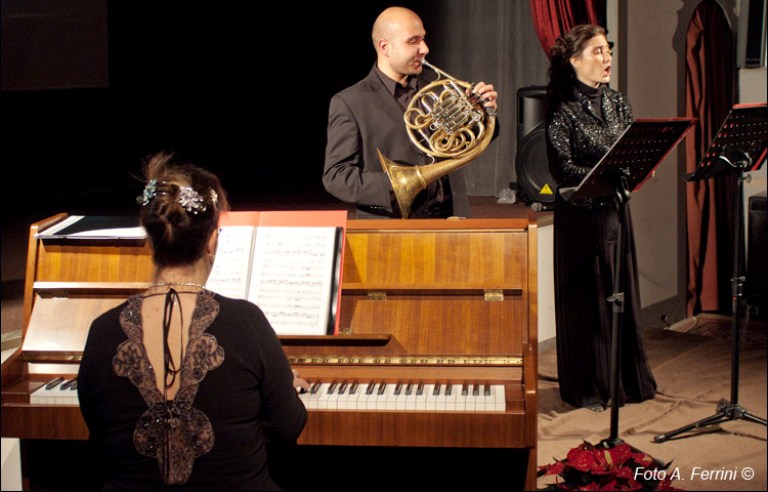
[206,211,347,336]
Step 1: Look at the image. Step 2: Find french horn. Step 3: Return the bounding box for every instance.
[378,59,496,218]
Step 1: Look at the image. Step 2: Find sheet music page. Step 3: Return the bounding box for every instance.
[206,226,257,299]
[248,226,339,335]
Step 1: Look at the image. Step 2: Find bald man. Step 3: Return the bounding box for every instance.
[322,6,498,219]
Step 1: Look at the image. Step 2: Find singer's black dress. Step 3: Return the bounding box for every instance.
[545,81,657,409]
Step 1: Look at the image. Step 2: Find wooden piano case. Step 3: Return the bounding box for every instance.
[2,214,539,491]
[282,218,539,490]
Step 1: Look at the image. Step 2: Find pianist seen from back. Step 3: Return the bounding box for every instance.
[77,152,309,490]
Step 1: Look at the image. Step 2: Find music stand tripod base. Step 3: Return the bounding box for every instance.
[654,399,767,443]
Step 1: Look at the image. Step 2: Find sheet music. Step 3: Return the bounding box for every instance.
[248,227,339,335]
[206,226,257,299]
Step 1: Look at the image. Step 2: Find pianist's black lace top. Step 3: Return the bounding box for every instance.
[114,291,224,485]
[78,291,307,490]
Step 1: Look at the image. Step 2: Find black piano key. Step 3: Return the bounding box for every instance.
[60,379,76,390]
[394,382,403,395]
[349,382,359,395]
[433,383,441,396]
[377,382,387,395]
[365,382,376,395]
[310,381,322,394]
[45,377,64,390]
[444,384,452,396]
[462,383,469,396]
[416,382,425,395]
[405,383,414,396]
[472,384,479,396]
[327,381,338,394]
[338,381,348,395]
[484,384,491,396]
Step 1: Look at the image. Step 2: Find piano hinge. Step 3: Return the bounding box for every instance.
[484,289,504,301]
[367,291,387,301]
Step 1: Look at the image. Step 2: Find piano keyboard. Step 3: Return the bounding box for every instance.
[299,381,506,412]
[30,378,79,406]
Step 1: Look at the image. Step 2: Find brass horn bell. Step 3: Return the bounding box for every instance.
[378,60,496,218]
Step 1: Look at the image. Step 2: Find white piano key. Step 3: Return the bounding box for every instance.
[435,383,447,411]
[465,384,477,412]
[490,385,506,411]
[425,383,438,411]
[446,383,461,411]
[404,382,417,411]
[413,382,428,411]
[345,381,362,410]
[475,384,487,411]
[375,382,393,411]
[30,378,79,406]
[393,382,408,411]
[359,382,378,410]
[335,381,350,410]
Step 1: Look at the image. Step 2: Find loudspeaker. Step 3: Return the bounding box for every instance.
[515,86,556,207]
[517,86,547,143]
[747,194,767,316]
[738,0,767,68]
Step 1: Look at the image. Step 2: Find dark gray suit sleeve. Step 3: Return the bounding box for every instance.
[322,94,393,208]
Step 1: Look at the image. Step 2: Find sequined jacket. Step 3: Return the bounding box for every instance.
[546,85,633,190]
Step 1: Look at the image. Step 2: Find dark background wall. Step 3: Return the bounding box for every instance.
[1,1,554,214]
[2,1,443,212]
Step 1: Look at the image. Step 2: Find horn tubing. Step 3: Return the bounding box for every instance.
[378,116,495,218]
[379,60,496,219]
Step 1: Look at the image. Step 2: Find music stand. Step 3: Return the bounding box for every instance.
[561,118,697,447]
[654,103,768,443]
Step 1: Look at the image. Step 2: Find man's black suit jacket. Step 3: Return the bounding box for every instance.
[322,65,472,218]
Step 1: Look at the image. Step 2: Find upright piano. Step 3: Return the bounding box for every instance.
[2,213,539,490]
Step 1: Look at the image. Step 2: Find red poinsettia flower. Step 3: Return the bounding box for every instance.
[538,441,683,491]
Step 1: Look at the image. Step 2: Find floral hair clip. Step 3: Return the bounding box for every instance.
[137,179,158,206]
[210,189,218,208]
[177,186,208,214]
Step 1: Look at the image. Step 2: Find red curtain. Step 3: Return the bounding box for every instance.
[685,0,736,316]
[529,0,602,57]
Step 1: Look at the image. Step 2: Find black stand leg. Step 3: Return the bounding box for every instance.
[654,162,767,443]
[600,173,631,449]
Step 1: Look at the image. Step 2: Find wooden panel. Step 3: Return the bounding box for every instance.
[35,243,153,283]
[298,411,528,448]
[343,228,528,289]
[1,405,88,441]
[21,295,127,362]
[338,296,527,356]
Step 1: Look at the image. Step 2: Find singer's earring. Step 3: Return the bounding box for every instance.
[208,253,216,265]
